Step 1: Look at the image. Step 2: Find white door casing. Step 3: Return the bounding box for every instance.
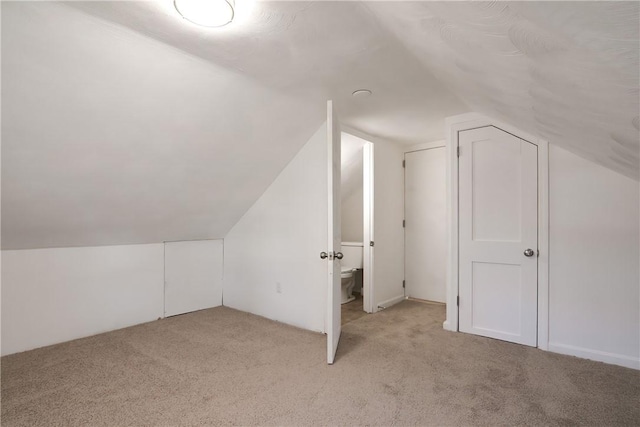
[458,126,538,346]
[164,240,223,317]
[362,142,375,314]
[327,101,342,364]
[404,147,447,303]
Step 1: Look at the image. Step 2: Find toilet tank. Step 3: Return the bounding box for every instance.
[341,242,363,269]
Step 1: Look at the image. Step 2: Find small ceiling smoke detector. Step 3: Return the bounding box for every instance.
[352,89,372,98]
[174,0,235,27]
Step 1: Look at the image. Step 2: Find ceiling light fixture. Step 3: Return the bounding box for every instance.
[352,89,372,98]
[174,0,235,28]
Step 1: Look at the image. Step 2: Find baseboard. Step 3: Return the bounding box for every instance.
[443,320,455,331]
[548,342,640,370]
[376,295,406,310]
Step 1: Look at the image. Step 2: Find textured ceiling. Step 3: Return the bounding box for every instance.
[2,1,638,250]
[66,0,466,144]
[365,1,640,180]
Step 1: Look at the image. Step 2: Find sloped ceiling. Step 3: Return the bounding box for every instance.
[1,1,465,249]
[365,1,640,180]
[2,1,638,250]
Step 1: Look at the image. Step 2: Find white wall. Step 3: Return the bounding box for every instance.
[223,124,328,333]
[341,133,365,243]
[341,188,363,242]
[1,244,164,356]
[372,138,406,309]
[549,145,640,369]
[1,239,225,356]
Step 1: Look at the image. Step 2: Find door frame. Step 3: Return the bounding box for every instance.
[444,113,550,350]
[343,126,377,314]
[362,141,375,313]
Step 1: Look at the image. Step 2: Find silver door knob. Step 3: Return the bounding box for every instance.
[335,252,343,260]
[523,249,535,257]
[320,252,328,259]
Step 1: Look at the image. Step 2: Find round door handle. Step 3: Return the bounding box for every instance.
[335,252,344,260]
[320,252,328,259]
[524,249,535,257]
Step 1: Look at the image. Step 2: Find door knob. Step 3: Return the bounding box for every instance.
[335,252,343,260]
[320,252,328,259]
[523,248,535,257]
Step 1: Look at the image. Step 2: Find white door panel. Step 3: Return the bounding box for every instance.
[471,262,522,335]
[471,138,522,242]
[404,147,447,303]
[459,126,538,346]
[164,240,223,317]
[327,101,342,364]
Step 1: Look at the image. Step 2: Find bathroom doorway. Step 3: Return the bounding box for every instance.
[340,132,374,325]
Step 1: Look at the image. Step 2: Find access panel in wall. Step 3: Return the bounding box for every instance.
[164,240,223,317]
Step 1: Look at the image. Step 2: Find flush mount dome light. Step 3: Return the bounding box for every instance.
[352,89,372,98]
[174,0,235,27]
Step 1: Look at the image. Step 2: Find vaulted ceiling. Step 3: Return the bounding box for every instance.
[2,1,638,249]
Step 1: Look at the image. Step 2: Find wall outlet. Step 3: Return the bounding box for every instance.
[276,282,282,294]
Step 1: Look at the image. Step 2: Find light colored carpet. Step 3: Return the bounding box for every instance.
[341,292,366,326]
[2,300,639,426]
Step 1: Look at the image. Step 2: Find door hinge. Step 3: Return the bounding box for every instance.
[370,241,375,247]
[457,296,460,306]
[402,159,405,168]
[402,280,405,288]
[457,147,461,157]
[402,220,405,228]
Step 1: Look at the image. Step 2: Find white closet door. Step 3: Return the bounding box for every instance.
[164,240,223,317]
[458,126,538,346]
[404,147,447,303]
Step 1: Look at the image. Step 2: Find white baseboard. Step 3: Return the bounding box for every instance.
[377,295,406,310]
[443,320,455,331]
[548,342,640,370]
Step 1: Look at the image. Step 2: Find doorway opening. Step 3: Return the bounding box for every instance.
[340,132,374,325]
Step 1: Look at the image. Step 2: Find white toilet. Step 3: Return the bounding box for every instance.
[340,242,363,304]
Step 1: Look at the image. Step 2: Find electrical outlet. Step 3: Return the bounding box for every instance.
[276,282,282,294]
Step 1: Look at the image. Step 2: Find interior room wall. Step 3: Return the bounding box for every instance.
[223,124,328,333]
[548,145,640,369]
[341,187,363,243]
[1,244,164,356]
[1,240,224,356]
[341,133,365,243]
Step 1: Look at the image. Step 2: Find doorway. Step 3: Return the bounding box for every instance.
[340,132,374,324]
[445,113,550,350]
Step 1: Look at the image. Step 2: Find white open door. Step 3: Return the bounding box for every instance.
[326,101,342,364]
[458,126,538,346]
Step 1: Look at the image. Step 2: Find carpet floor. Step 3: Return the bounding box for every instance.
[341,292,367,326]
[2,300,639,426]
